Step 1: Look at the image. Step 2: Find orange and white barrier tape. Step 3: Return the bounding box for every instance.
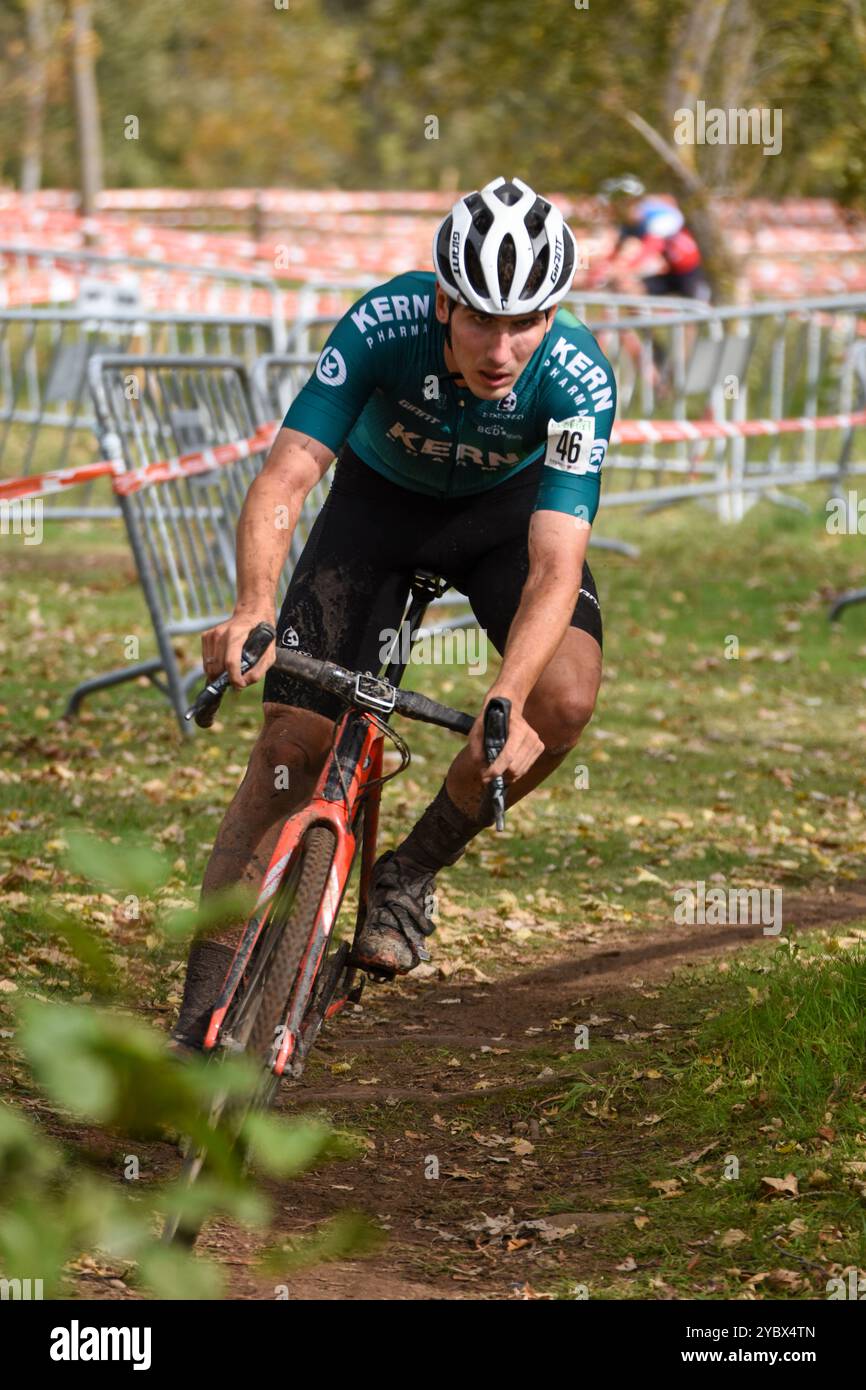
[6,405,864,508]
[0,423,280,504]
[111,421,279,496]
[0,458,121,502]
[612,409,866,445]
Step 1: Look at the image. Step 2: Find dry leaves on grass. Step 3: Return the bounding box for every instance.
[719,1229,748,1248]
[760,1173,800,1199]
[649,1178,684,1198]
[672,1143,718,1167]
[465,1209,584,1245]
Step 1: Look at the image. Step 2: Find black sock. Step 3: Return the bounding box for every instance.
[394,779,495,875]
[172,939,235,1046]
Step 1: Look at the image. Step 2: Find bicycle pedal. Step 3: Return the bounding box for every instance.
[363,965,396,985]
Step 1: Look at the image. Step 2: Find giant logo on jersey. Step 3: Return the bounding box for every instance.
[315,346,347,387]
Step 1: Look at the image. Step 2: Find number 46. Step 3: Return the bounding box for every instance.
[555,430,583,464]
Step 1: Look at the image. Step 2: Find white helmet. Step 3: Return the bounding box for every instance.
[599,174,645,202]
[432,176,576,315]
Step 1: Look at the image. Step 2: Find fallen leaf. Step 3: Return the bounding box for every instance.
[649,1179,682,1197]
[672,1143,718,1167]
[511,1139,535,1156]
[719,1229,748,1248]
[807,1169,832,1188]
[760,1173,799,1199]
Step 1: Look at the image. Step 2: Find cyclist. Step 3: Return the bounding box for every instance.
[597,175,711,303]
[171,176,617,1050]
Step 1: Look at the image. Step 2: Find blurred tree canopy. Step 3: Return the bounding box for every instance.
[0,0,864,204]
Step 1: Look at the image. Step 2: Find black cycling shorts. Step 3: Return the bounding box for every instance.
[643,268,712,302]
[263,445,603,720]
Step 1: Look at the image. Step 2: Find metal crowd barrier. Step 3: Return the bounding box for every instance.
[591,292,866,424]
[279,291,862,497]
[280,289,709,357]
[827,340,866,622]
[75,353,283,731]
[22,288,866,733]
[583,293,866,519]
[0,309,279,517]
[565,290,713,321]
[0,243,287,348]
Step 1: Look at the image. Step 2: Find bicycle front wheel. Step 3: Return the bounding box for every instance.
[161,824,338,1247]
[246,823,338,1067]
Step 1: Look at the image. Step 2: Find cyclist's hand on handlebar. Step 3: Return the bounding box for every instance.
[202,609,276,690]
[468,699,545,785]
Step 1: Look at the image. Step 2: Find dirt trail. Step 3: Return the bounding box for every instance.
[60,880,865,1302]
[184,880,864,1301]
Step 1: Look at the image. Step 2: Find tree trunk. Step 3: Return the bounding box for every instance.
[624,109,738,300]
[70,0,103,221]
[712,0,760,190]
[664,0,731,168]
[21,0,49,194]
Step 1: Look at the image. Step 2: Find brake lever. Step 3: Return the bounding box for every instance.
[483,697,511,832]
[185,621,276,728]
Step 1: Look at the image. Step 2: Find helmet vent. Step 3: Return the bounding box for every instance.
[464,238,488,297]
[465,192,493,234]
[493,180,523,207]
[498,234,516,298]
[520,243,549,299]
[524,197,550,238]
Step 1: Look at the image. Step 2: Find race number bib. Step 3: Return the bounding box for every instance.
[544,415,597,475]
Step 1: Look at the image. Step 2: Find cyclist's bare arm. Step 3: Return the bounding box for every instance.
[468,509,591,782]
[201,427,334,688]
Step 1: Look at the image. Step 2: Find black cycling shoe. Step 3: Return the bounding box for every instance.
[353,850,437,976]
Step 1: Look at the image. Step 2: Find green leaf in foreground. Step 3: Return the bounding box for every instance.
[160,882,258,943]
[65,828,169,897]
[259,1211,384,1278]
[136,1243,224,1301]
[241,1113,356,1178]
[16,999,254,1136]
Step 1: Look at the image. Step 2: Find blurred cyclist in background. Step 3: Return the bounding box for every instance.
[595,175,712,303]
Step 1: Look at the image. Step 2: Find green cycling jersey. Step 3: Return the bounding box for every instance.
[282,271,616,523]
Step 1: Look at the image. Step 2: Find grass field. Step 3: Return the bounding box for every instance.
[1,483,865,1297]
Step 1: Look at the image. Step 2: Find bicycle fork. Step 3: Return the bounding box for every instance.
[203,707,385,1075]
